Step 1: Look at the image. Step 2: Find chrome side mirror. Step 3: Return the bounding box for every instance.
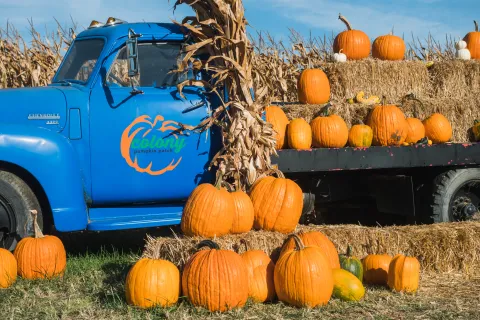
[126,28,143,94]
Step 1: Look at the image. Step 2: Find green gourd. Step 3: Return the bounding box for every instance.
[339,245,363,282]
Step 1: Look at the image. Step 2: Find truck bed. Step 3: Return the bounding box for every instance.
[273,143,480,173]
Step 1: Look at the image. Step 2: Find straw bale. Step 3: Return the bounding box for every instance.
[428,60,480,98]
[143,221,480,274]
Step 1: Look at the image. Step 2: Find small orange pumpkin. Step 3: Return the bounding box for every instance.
[240,240,275,303]
[405,118,425,144]
[279,230,340,269]
[0,248,17,288]
[249,170,303,234]
[230,190,255,234]
[311,105,349,148]
[182,240,249,312]
[181,178,234,238]
[125,258,180,308]
[367,99,408,146]
[265,106,290,149]
[333,14,371,60]
[423,113,452,144]
[372,33,406,61]
[287,118,312,150]
[362,254,392,286]
[463,20,480,59]
[387,254,420,293]
[348,122,373,147]
[297,68,331,104]
[14,210,66,280]
[274,234,334,308]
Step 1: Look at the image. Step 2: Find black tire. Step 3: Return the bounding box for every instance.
[0,171,43,250]
[431,169,480,223]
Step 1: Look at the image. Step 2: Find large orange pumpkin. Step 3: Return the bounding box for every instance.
[279,230,340,269]
[367,100,408,146]
[265,106,289,149]
[348,123,373,147]
[297,69,331,104]
[274,234,334,308]
[230,190,255,234]
[423,113,452,143]
[14,210,66,280]
[125,258,180,308]
[181,181,234,238]
[287,118,312,150]
[182,240,249,312]
[240,240,275,303]
[463,20,480,59]
[387,254,420,293]
[362,254,392,285]
[249,170,303,234]
[333,14,370,60]
[405,118,425,144]
[311,106,349,148]
[0,248,17,288]
[372,33,406,61]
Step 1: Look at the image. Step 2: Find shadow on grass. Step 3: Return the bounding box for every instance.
[96,260,134,308]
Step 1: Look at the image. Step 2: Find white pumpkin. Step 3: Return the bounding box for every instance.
[455,40,471,60]
[333,49,347,63]
[455,40,467,50]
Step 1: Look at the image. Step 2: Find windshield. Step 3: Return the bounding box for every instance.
[54,38,105,85]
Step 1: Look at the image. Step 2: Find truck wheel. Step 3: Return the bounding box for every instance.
[431,169,480,223]
[0,171,43,250]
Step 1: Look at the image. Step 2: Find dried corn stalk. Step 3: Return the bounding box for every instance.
[170,0,277,190]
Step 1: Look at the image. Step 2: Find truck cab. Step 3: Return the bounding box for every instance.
[0,18,220,250]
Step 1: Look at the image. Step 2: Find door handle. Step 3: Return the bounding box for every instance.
[182,100,206,114]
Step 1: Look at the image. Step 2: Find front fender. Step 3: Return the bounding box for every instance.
[0,124,87,232]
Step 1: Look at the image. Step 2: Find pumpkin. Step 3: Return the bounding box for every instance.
[240,240,275,303]
[367,99,408,146]
[472,120,480,141]
[455,39,471,60]
[310,105,349,148]
[356,91,380,105]
[333,14,370,60]
[405,118,425,144]
[372,33,406,61]
[339,245,363,281]
[249,170,303,234]
[125,258,180,308]
[333,49,347,62]
[274,234,334,308]
[387,254,420,293]
[14,210,66,280]
[279,230,340,269]
[265,106,289,149]
[348,122,373,147]
[297,68,331,104]
[287,118,312,150]
[463,20,480,59]
[230,190,254,234]
[0,248,17,288]
[181,178,234,238]
[423,113,452,144]
[362,254,392,285]
[182,240,249,312]
[332,268,365,302]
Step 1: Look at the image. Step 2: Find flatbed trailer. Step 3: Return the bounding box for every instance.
[273,143,480,224]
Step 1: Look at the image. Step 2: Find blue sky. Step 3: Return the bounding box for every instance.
[1,0,479,45]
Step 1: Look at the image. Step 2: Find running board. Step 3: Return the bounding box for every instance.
[87,205,183,231]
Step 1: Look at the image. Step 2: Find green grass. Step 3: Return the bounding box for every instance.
[1,249,479,320]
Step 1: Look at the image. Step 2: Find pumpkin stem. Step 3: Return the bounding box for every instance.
[30,210,44,239]
[346,245,353,257]
[475,119,479,125]
[289,234,305,251]
[381,96,386,106]
[197,240,220,250]
[320,102,332,117]
[338,14,352,31]
[475,20,478,32]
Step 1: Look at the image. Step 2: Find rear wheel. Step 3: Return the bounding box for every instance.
[0,171,42,250]
[431,169,480,223]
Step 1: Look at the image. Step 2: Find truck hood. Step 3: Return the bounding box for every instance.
[0,86,67,132]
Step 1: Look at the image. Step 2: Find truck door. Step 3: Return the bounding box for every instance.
[89,41,213,205]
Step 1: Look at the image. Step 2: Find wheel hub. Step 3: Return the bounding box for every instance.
[0,195,16,249]
[452,195,479,221]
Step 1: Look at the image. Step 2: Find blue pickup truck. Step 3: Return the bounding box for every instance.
[1,18,480,250]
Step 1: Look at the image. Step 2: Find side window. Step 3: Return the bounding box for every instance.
[106,42,187,88]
